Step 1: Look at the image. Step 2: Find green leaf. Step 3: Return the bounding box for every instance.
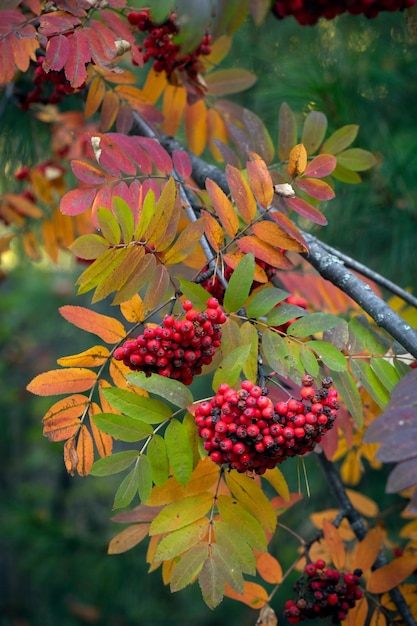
[77,248,125,294]
[96,206,121,245]
[91,413,153,442]
[240,321,259,383]
[300,344,319,377]
[147,435,170,487]
[90,450,139,476]
[246,287,289,319]
[126,372,193,408]
[113,462,139,509]
[102,388,172,423]
[177,278,212,311]
[370,357,401,393]
[287,312,344,337]
[349,316,389,355]
[223,252,255,313]
[165,418,193,486]
[321,124,359,155]
[278,102,297,162]
[261,328,289,376]
[266,303,307,327]
[211,542,244,593]
[149,492,213,535]
[113,196,134,244]
[329,369,363,428]
[350,359,390,409]
[220,317,243,356]
[301,111,328,155]
[306,340,347,372]
[198,554,224,609]
[212,344,251,390]
[217,495,267,551]
[70,233,109,260]
[154,518,209,561]
[332,163,362,184]
[137,454,153,503]
[336,148,377,172]
[170,543,208,592]
[213,520,256,575]
[134,188,155,240]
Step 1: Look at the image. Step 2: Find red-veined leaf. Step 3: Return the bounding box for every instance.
[59,305,126,343]
[60,187,96,216]
[296,177,335,201]
[278,102,297,162]
[304,154,337,178]
[238,236,293,270]
[285,196,328,225]
[301,111,327,155]
[37,11,80,36]
[226,164,257,224]
[252,221,306,252]
[43,33,69,72]
[204,68,257,96]
[87,21,117,65]
[205,177,239,238]
[64,29,91,88]
[27,368,97,396]
[246,152,273,207]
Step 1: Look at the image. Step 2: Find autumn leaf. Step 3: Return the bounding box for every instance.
[205,177,239,238]
[247,152,273,208]
[322,518,345,570]
[288,143,308,178]
[224,581,268,609]
[59,306,126,343]
[108,523,151,554]
[27,368,97,396]
[367,555,417,593]
[76,424,94,476]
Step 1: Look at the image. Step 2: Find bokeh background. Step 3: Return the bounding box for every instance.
[1,8,416,626]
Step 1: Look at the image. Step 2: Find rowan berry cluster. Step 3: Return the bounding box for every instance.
[127,9,212,79]
[272,0,416,25]
[19,58,77,110]
[113,298,226,385]
[195,375,339,474]
[200,259,276,304]
[284,560,363,623]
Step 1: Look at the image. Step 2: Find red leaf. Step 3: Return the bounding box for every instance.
[304,154,337,178]
[60,188,96,216]
[106,134,145,175]
[296,178,335,201]
[285,196,328,226]
[137,137,173,175]
[38,11,80,36]
[64,30,91,88]
[43,34,69,72]
[71,160,107,185]
[0,37,16,85]
[87,21,117,65]
[172,150,193,179]
[117,136,153,175]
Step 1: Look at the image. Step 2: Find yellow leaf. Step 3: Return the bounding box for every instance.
[147,458,220,506]
[224,581,268,609]
[341,450,362,486]
[256,552,283,584]
[59,305,126,343]
[142,67,167,104]
[163,218,206,265]
[224,252,268,283]
[322,518,346,570]
[367,555,417,594]
[76,424,94,476]
[263,467,290,502]
[162,558,176,585]
[207,108,228,162]
[205,177,239,238]
[57,345,110,367]
[185,100,207,156]
[225,471,277,534]
[22,230,42,261]
[252,220,307,253]
[85,75,106,118]
[27,368,97,396]
[161,84,187,136]
[352,526,385,573]
[346,489,379,518]
[120,294,145,323]
[41,219,59,263]
[310,510,355,541]
[288,143,308,178]
[149,493,213,535]
[108,523,150,554]
[237,236,293,270]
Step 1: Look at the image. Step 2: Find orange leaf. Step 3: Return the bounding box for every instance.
[237,236,293,270]
[252,221,307,252]
[207,108,228,162]
[85,75,106,119]
[344,596,369,626]
[59,305,126,343]
[120,294,145,323]
[161,84,187,136]
[89,402,113,458]
[76,424,94,476]
[223,252,268,283]
[185,100,207,156]
[205,178,239,238]
[226,164,257,224]
[288,143,308,178]
[322,518,345,570]
[224,581,268,609]
[163,218,206,265]
[42,394,88,422]
[108,523,151,554]
[256,552,283,584]
[352,527,385,573]
[27,368,97,396]
[201,210,224,252]
[366,555,417,594]
[43,410,82,442]
[369,608,387,626]
[246,152,273,208]
[100,88,120,131]
[41,219,59,263]
[57,345,111,367]
[63,436,79,475]
[346,489,379,518]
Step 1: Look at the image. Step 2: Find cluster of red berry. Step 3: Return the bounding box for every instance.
[19,58,78,110]
[127,10,212,79]
[113,298,226,385]
[195,375,339,474]
[284,560,363,623]
[272,0,416,25]
[200,260,276,305]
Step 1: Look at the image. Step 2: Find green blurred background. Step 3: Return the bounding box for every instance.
[1,7,416,626]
